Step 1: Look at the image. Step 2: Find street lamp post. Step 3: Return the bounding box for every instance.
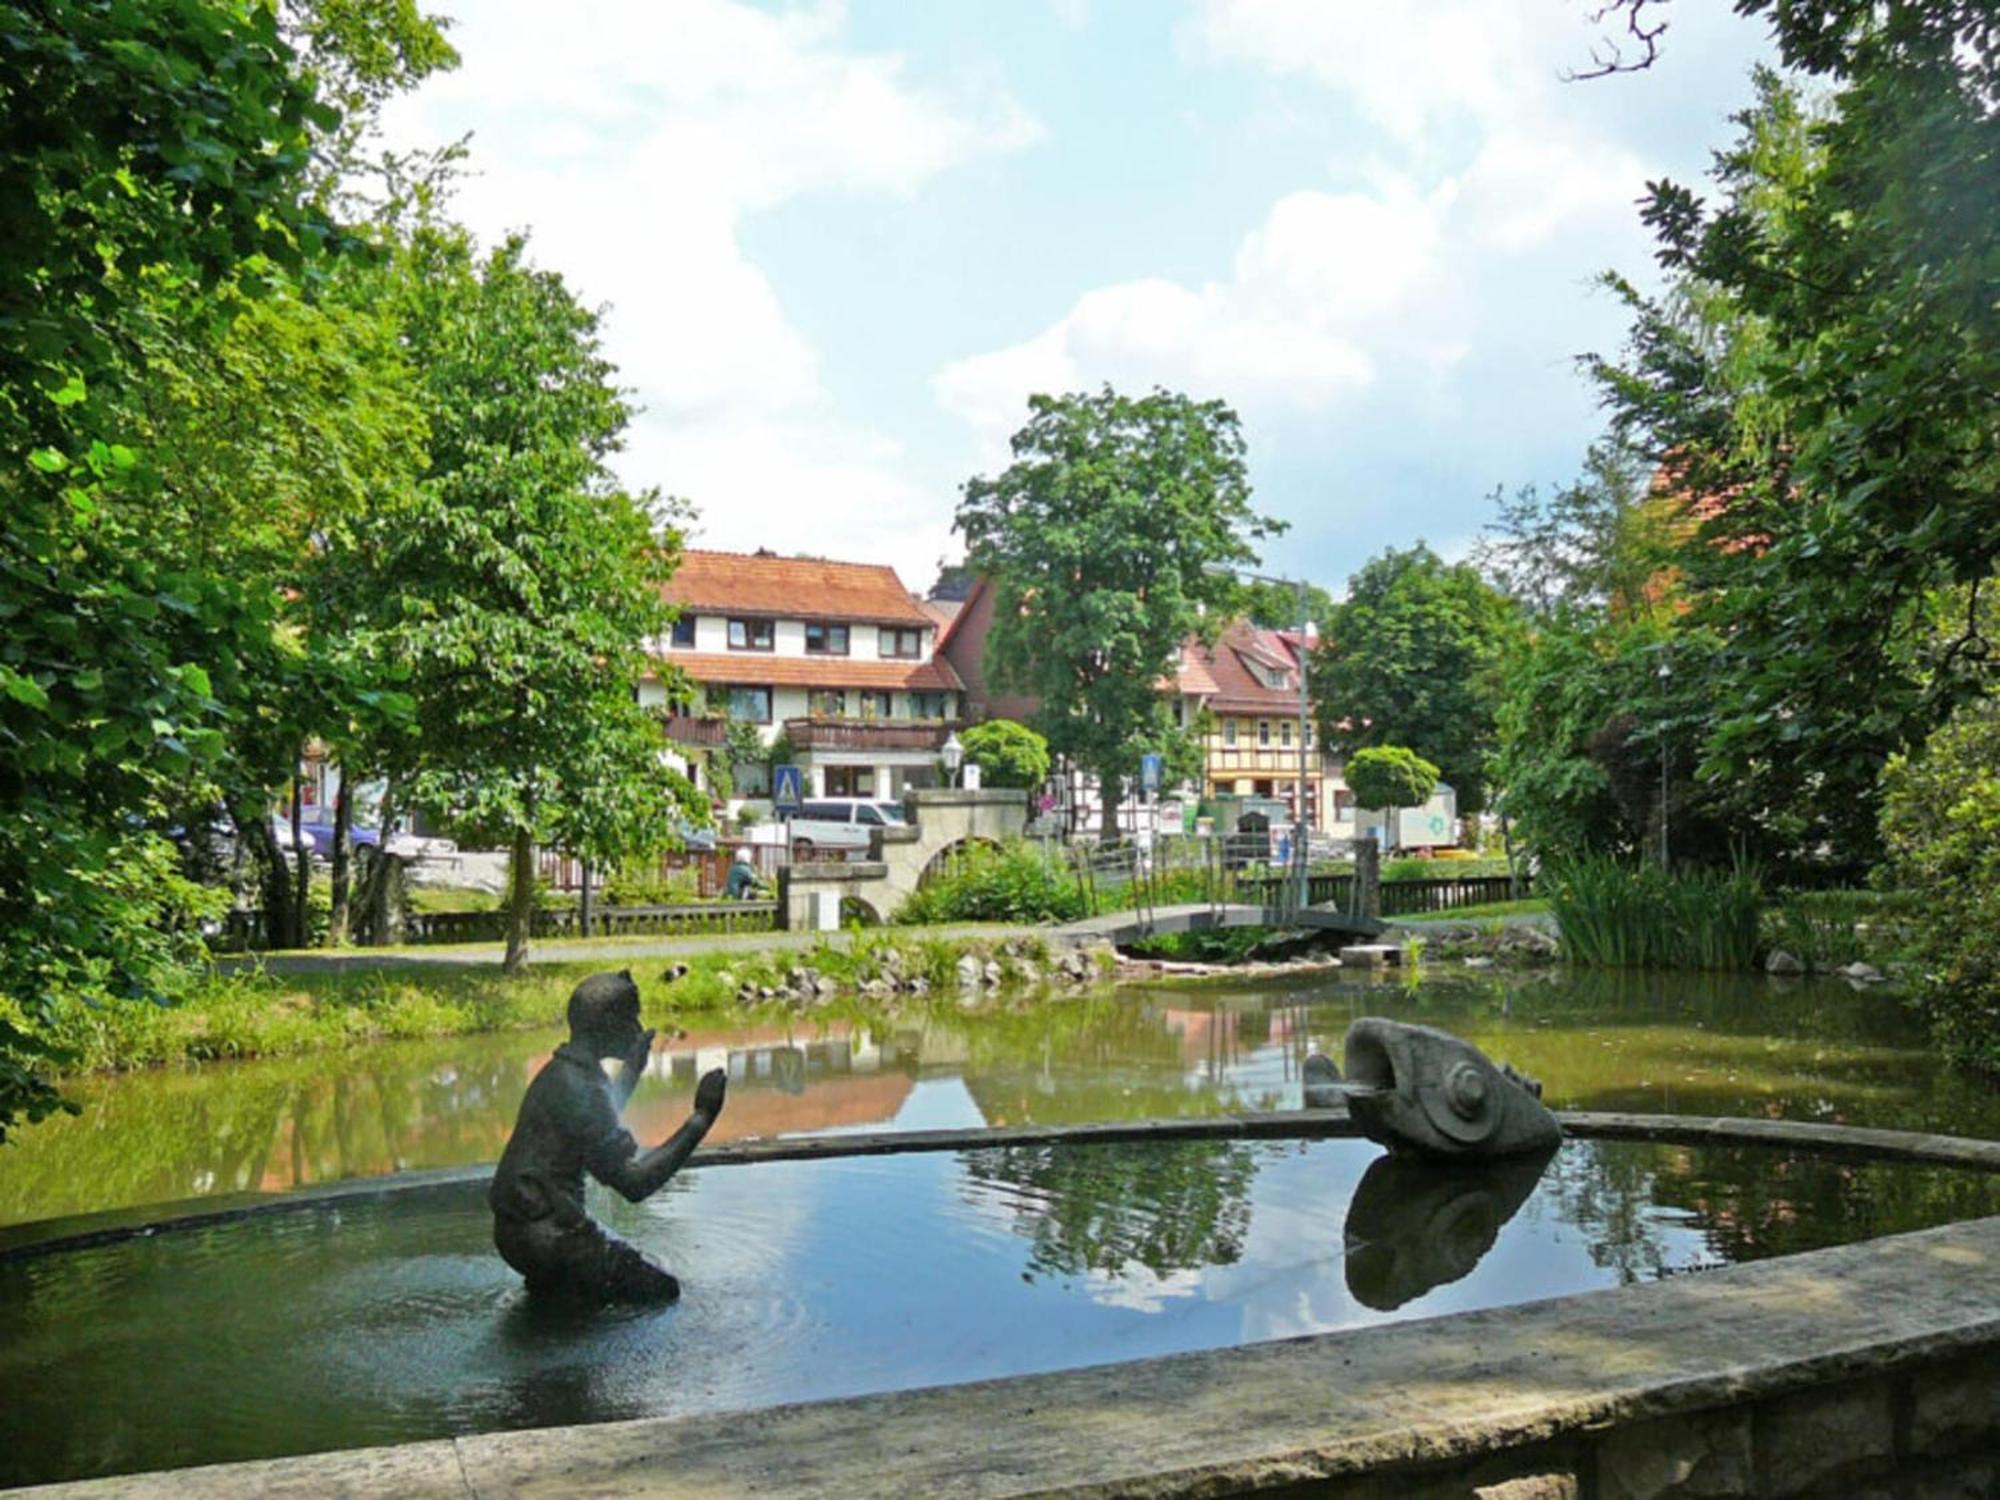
[941,730,965,791]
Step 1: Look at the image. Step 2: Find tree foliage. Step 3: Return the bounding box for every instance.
[1344,746,1440,814]
[1313,544,1518,814]
[956,387,1280,837]
[1880,696,2000,1073]
[0,0,450,1139]
[1583,6,2000,867]
[374,227,697,973]
[960,719,1051,791]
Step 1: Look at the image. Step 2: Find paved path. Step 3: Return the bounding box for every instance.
[225,923,1045,976]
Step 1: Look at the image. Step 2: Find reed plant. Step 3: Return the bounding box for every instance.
[1543,855,1764,970]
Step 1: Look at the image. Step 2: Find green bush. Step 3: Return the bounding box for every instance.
[1764,889,1910,972]
[1881,700,2000,1071]
[1544,855,1764,970]
[960,719,1051,790]
[601,860,704,906]
[896,840,1088,924]
[1346,745,1440,811]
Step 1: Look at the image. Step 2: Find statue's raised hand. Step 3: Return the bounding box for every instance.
[693,1067,727,1126]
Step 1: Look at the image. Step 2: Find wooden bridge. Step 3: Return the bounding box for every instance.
[1054,901,1384,946]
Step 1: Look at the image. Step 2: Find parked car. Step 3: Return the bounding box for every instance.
[296,821,457,861]
[782,799,902,859]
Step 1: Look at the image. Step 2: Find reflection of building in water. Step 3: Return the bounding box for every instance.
[623,1023,914,1143]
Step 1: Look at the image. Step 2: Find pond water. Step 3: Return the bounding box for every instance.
[4,1134,1996,1487]
[5,968,1998,1230]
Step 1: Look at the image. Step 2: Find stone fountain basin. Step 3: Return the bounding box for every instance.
[4,1113,1998,1498]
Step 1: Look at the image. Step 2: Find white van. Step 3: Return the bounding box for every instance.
[784,798,906,860]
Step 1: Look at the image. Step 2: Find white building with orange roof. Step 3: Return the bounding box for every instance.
[644,549,965,801]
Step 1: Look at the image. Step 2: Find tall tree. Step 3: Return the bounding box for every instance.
[956,387,1281,838]
[380,227,697,973]
[1312,544,1519,816]
[1582,4,1999,866]
[0,0,449,1138]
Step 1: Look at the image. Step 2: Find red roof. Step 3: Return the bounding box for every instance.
[653,653,964,692]
[1190,620,1307,714]
[664,550,934,627]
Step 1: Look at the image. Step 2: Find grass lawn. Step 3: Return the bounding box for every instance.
[1397,898,1552,923]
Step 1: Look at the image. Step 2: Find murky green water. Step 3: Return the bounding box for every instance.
[4,968,1995,1229]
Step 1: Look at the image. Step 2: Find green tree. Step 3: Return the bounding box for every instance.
[0,0,449,1138]
[956,387,1280,838]
[1474,442,1669,618]
[960,720,1051,791]
[1584,7,2000,868]
[1344,746,1440,818]
[376,227,698,973]
[1313,544,1519,814]
[1236,577,1336,634]
[1880,695,2000,1073]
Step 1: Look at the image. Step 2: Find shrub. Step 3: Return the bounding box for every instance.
[896,840,1087,924]
[1880,700,2000,1071]
[1346,745,1440,812]
[960,719,1051,790]
[1543,854,1763,970]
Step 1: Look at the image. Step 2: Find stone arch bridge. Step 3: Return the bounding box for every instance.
[779,788,1029,929]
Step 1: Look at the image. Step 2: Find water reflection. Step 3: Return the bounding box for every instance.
[1342,1149,1554,1310]
[5,968,1997,1228]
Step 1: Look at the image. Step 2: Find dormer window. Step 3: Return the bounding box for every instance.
[727,618,774,651]
[806,622,850,655]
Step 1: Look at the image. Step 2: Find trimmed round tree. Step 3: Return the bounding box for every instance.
[959,719,1051,791]
[1345,745,1440,817]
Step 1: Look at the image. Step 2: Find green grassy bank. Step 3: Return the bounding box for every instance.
[31,932,1108,1081]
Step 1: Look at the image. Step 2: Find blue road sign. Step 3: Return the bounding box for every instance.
[1140,753,1163,795]
[772,764,805,814]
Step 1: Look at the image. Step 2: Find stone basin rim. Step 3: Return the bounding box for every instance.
[3,1108,1995,1264]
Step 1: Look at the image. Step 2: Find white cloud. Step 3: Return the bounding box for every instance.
[381,0,1040,584]
[937,2,1660,502]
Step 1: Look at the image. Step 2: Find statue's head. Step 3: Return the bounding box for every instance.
[567,970,643,1055]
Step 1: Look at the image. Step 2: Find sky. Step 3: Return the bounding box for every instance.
[381,1,1775,599]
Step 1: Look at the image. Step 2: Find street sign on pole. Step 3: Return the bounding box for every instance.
[772,764,804,814]
[1140,753,1163,796]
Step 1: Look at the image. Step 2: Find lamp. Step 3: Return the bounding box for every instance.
[941,731,965,789]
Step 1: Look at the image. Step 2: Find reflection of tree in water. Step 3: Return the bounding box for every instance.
[1536,1139,2000,1283]
[960,1140,1259,1281]
[1536,1141,1676,1285]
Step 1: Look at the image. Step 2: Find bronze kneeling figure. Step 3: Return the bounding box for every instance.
[490,970,726,1303]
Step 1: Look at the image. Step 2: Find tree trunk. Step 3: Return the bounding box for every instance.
[327,776,354,947]
[289,767,309,948]
[1099,772,1122,843]
[1501,809,1522,901]
[354,778,397,944]
[230,792,292,950]
[504,822,535,975]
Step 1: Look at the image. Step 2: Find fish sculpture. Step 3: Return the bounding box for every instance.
[1338,1017,1562,1160]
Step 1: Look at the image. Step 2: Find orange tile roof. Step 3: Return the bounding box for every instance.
[653,652,965,692]
[664,550,934,627]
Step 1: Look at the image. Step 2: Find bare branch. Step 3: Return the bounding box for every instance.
[1565,0,1673,81]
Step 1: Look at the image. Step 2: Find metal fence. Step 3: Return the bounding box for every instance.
[404,901,778,944]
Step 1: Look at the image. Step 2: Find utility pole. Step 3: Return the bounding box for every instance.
[1294,577,1311,916]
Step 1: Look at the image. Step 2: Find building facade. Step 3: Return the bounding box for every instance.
[646,550,964,801]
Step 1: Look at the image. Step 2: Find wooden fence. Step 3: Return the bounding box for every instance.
[536,846,783,897]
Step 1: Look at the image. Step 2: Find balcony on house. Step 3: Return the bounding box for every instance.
[661,715,732,749]
[782,716,959,753]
